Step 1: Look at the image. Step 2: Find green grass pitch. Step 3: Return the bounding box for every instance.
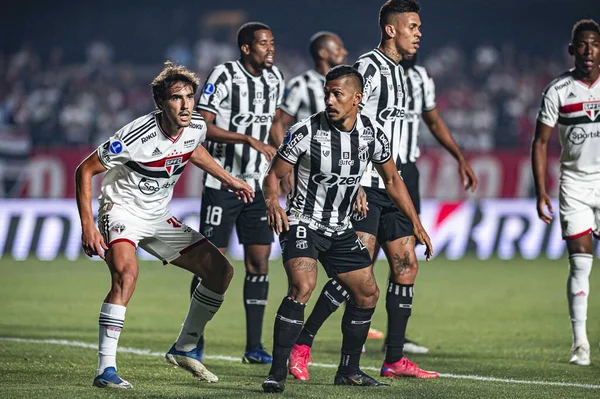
[1,255,599,398]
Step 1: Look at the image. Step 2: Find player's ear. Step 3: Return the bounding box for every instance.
[353,91,363,106]
[317,47,329,60]
[240,44,251,56]
[568,43,574,56]
[384,24,396,38]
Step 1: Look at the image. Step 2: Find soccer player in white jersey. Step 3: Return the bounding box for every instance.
[532,19,600,366]
[192,22,285,364]
[261,65,433,393]
[75,61,254,388]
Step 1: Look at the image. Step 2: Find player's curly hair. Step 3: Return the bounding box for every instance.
[379,0,420,30]
[151,61,200,109]
[571,19,600,44]
[325,65,364,92]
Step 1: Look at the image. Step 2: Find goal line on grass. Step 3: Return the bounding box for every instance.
[1,337,598,390]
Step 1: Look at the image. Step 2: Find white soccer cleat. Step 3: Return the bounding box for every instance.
[166,344,219,382]
[403,339,430,355]
[569,343,591,366]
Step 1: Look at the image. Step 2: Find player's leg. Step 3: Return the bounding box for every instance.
[263,224,319,393]
[323,232,388,387]
[288,197,382,380]
[560,184,596,366]
[93,209,145,389]
[236,190,274,363]
[379,232,437,378]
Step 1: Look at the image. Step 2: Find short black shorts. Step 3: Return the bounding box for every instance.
[199,187,274,248]
[279,222,372,278]
[351,162,420,244]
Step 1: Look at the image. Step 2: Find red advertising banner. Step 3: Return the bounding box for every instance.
[17,147,561,199]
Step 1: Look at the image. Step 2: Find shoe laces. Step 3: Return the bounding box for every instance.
[295,345,314,365]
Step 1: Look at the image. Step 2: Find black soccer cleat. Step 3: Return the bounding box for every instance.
[262,375,285,393]
[334,370,390,387]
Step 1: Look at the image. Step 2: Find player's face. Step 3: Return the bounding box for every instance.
[161,81,195,128]
[247,29,275,69]
[571,30,600,75]
[324,77,362,124]
[323,35,348,67]
[392,12,421,57]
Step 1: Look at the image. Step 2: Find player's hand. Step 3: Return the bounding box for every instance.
[536,192,554,224]
[352,186,369,218]
[225,178,255,203]
[266,198,289,235]
[458,160,478,193]
[250,138,277,162]
[413,223,434,261]
[81,226,108,260]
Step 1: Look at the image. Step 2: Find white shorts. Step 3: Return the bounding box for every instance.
[559,184,600,239]
[98,204,207,263]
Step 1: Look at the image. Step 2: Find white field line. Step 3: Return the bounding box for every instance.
[1,337,599,390]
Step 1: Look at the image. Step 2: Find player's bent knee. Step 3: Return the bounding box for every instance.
[354,288,379,308]
[289,281,315,303]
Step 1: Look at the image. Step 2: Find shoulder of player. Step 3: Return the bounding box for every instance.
[286,73,307,88]
[266,65,285,83]
[354,52,380,69]
[117,111,159,146]
[412,65,431,80]
[542,71,574,96]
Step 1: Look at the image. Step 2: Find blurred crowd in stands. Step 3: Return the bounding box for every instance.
[1,37,568,154]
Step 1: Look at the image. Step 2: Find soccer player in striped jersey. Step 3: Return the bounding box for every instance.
[261,65,433,393]
[75,62,254,388]
[192,22,285,365]
[532,19,600,366]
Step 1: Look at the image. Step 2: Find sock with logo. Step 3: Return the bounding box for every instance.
[244,273,269,351]
[568,253,593,346]
[338,304,374,376]
[175,283,224,352]
[297,279,350,347]
[385,281,413,363]
[97,302,126,376]
[269,296,306,380]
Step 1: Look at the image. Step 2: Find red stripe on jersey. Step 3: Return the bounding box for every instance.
[559,102,584,114]
[141,151,193,167]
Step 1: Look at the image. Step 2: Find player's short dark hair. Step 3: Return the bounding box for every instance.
[151,61,200,108]
[325,65,364,92]
[379,0,420,30]
[571,19,600,43]
[309,31,336,61]
[237,22,271,48]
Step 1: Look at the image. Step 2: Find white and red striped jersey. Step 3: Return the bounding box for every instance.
[538,69,600,185]
[96,110,206,218]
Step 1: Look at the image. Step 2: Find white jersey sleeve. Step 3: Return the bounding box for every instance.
[371,124,392,164]
[278,123,310,164]
[280,76,306,118]
[197,65,230,115]
[354,58,380,111]
[98,132,133,169]
[537,84,560,128]
[416,65,436,111]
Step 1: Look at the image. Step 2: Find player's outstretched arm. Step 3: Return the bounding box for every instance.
[262,155,294,235]
[375,159,433,260]
[199,110,276,161]
[531,120,555,224]
[423,108,477,192]
[189,145,254,203]
[75,152,109,259]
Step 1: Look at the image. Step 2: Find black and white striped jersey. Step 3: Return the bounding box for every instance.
[280,69,325,123]
[197,60,285,191]
[276,111,391,236]
[353,49,407,188]
[97,110,206,219]
[403,65,436,162]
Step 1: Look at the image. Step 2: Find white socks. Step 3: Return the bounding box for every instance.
[567,254,593,346]
[175,283,224,352]
[97,302,126,376]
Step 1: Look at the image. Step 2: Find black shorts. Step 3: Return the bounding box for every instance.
[200,187,274,248]
[351,162,420,244]
[279,222,372,278]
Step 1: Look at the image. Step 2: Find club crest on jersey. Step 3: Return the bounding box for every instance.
[165,157,183,176]
[358,146,370,162]
[296,239,308,250]
[584,101,600,120]
[111,224,126,234]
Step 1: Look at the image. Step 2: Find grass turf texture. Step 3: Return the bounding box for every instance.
[0,255,599,398]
